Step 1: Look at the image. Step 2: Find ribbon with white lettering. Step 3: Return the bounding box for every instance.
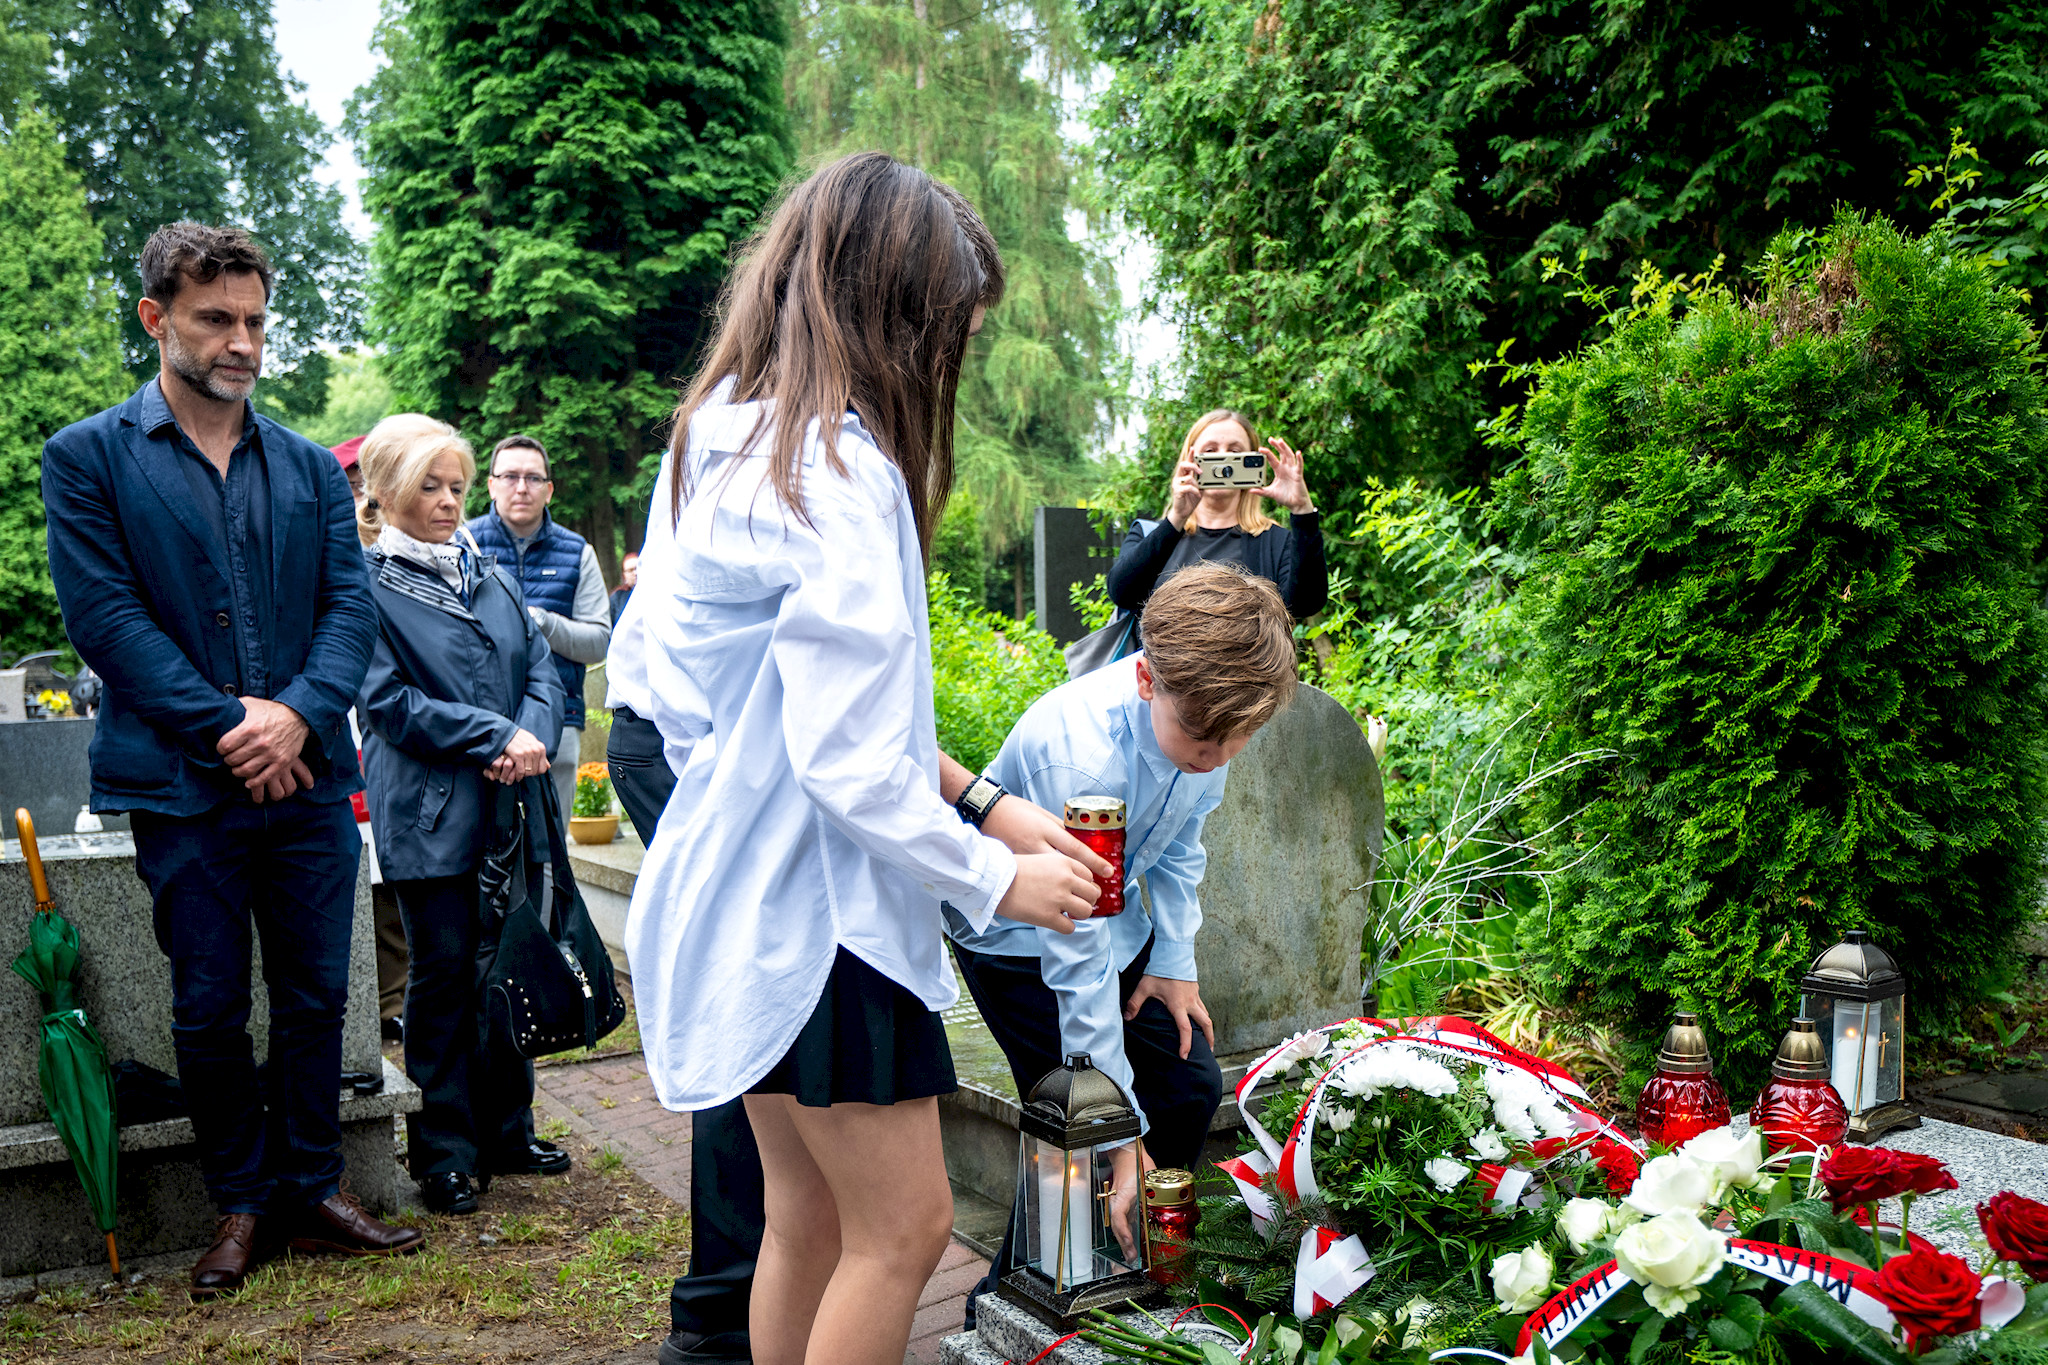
[1514,1239,1899,1356]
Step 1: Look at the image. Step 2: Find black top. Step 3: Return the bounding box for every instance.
[147,387,273,698]
[1106,512,1327,627]
[609,584,632,624]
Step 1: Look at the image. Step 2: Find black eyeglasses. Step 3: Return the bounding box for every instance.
[490,472,552,487]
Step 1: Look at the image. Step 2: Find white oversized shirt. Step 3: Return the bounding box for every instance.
[621,392,1018,1111]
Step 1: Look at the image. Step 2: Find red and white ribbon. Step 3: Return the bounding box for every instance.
[1293,1225,1375,1319]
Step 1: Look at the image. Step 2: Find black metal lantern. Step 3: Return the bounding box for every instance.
[999,1053,1157,1327]
[1800,930,1919,1141]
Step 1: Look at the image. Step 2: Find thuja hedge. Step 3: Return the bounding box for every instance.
[1498,213,2048,1095]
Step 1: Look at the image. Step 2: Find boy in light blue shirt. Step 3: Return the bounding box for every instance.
[945,562,1299,1312]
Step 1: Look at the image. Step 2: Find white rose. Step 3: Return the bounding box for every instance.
[1490,1245,1556,1314]
[1471,1128,1509,1162]
[1557,1197,1614,1253]
[1624,1153,1715,1218]
[1424,1157,1470,1193]
[1679,1127,1765,1196]
[1612,1211,1728,1317]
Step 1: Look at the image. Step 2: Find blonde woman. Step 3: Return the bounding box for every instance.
[353,414,566,1215]
[1105,408,1327,629]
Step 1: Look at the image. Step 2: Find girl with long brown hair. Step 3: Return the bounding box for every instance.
[621,152,1102,1364]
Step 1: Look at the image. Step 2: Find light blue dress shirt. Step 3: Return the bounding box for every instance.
[944,657,1228,1127]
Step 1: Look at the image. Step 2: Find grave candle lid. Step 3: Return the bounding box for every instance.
[1800,929,1905,1001]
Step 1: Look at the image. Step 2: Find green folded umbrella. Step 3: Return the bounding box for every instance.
[11,810,120,1275]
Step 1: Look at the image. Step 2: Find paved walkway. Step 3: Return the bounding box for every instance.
[533,1053,987,1365]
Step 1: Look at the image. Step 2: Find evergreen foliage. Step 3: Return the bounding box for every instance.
[784,0,1121,606]
[351,0,791,576]
[1496,213,2048,1094]
[928,571,1067,774]
[0,103,127,655]
[1082,0,2048,518]
[21,0,362,414]
[291,350,396,450]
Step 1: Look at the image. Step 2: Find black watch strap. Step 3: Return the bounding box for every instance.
[955,774,1005,828]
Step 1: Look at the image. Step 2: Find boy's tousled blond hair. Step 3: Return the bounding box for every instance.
[357,413,477,544]
[1141,561,1297,741]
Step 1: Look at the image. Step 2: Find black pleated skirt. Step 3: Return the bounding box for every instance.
[748,947,957,1107]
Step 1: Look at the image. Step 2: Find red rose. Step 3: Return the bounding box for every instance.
[1593,1137,1641,1195]
[1866,1248,1983,1352]
[1980,1192,2048,1280]
[1894,1153,1960,1198]
[1821,1150,1959,1211]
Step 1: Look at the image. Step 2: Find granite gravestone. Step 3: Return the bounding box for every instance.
[1032,507,1118,647]
[0,718,127,836]
[0,837,416,1279]
[1190,681,1383,1057]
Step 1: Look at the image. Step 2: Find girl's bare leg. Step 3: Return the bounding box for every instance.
[743,1094,954,1365]
[741,1095,840,1365]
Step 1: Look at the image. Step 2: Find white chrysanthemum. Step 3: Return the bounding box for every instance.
[1423,1156,1470,1193]
[1324,1104,1357,1133]
[1470,1128,1509,1162]
[1532,1099,1577,1141]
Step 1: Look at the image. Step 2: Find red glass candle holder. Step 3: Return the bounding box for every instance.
[1143,1168,1199,1285]
[1636,1011,1730,1147]
[1065,796,1126,917]
[1749,1017,1848,1154]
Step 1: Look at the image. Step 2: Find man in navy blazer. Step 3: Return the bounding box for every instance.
[41,222,426,1295]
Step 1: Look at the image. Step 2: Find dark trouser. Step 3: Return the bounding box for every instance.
[131,797,359,1217]
[389,871,536,1176]
[372,881,408,1021]
[951,936,1225,1326]
[611,708,764,1345]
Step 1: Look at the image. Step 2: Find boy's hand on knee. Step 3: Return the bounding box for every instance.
[1124,976,1214,1059]
[995,851,1100,933]
[981,796,1114,879]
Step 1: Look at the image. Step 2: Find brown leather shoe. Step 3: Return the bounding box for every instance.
[287,1190,426,1258]
[191,1213,262,1297]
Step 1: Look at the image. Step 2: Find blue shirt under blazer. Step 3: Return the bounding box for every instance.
[40,381,378,816]
[356,547,564,881]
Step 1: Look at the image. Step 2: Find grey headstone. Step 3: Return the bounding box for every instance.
[1193,683,1383,1059]
[1032,507,1118,647]
[0,718,128,836]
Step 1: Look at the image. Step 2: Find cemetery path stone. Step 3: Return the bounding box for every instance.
[533,1055,989,1365]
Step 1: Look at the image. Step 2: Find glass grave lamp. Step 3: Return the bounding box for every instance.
[999,1053,1157,1327]
[1749,1017,1849,1155]
[1635,1011,1731,1147]
[1801,929,1919,1141]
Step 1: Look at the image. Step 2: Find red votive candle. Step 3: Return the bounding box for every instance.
[1065,796,1126,917]
[1636,1011,1731,1148]
[1144,1168,1199,1284]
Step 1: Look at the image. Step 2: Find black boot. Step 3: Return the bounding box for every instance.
[419,1171,479,1215]
[484,1140,572,1177]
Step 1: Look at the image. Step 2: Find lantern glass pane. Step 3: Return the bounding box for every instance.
[1826,1000,1882,1114]
[1875,995,1905,1106]
[1087,1142,1145,1278]
[1018,1135,1094,1289]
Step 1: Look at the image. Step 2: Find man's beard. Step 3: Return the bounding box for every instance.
[163,321,259,402]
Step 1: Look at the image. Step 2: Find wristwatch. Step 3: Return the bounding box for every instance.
[954,774,1006,829]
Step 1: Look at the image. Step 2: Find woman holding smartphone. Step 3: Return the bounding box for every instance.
[1106,408,1327,628]
[624,152,1102,1365]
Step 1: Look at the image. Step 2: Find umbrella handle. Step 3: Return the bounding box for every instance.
[14,808,53,913]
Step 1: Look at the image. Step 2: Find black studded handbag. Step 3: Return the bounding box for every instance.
[480,779,627,1059]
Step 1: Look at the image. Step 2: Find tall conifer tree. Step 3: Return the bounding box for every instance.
[352,0,791,575]
[784,0,1120,612]
[0,101,126,654]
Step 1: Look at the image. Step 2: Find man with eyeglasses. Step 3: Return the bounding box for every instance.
[467,435,610,820]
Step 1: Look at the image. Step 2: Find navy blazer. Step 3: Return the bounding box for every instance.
[41,383,378,816]
[357,548,563,880]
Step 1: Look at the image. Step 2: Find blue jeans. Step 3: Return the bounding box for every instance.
[131,797,359,1216]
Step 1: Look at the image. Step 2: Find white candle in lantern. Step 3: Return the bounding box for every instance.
[1831,1007,1882,1111]
[1035,1152,1093,1286]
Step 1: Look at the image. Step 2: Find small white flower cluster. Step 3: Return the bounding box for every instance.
[1329,1045,1459,1102]
[1483,1066,1577,1144]
[1269,1030,1330,1078]
[1423,1156,1471,1193]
